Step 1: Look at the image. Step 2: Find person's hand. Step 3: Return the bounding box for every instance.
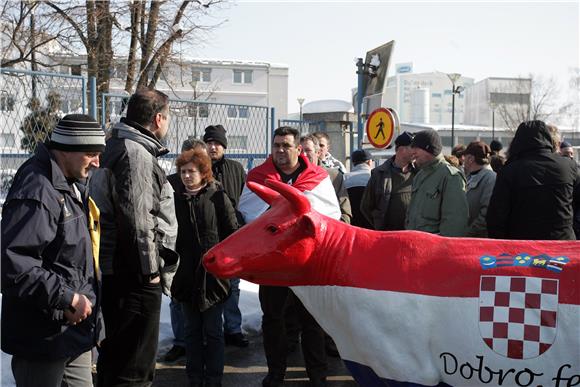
[64,293,93,325]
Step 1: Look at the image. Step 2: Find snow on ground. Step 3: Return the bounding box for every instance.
[1,280,261,386]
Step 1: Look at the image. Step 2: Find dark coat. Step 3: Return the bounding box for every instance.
[170,180,238,310]
[1,143,100,359]
[487,121,580,240]
[211,157,246,208]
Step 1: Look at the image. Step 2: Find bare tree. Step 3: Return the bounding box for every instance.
[495,74,563,131]
[1,0,227,113]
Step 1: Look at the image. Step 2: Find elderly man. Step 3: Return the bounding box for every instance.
[463,141,496,237]
[301,133,351,224]
[406,129,468,236]
[92,88,179,386]
[361,132,416,231]
[2,114,105,386]
[239,126,340,387]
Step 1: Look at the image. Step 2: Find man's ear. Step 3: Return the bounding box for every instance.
[154,112,163,130]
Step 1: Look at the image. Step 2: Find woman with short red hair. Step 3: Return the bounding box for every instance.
[170,148,238,387]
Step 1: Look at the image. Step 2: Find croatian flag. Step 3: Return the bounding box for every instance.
[290,242,579,387]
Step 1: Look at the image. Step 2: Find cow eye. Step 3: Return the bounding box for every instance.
[266,225,278,234]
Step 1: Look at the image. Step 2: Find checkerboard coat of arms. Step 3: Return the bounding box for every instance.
[479,275,558,359]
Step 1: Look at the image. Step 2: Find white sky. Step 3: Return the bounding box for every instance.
[197,1,579,112]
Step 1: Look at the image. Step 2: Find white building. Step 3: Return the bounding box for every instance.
[382,64,474,125]
[463,77,532,128]
[51,55,289,120]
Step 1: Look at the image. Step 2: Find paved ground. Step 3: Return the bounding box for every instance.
[153,335,356,386]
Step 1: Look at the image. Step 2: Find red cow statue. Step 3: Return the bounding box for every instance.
[204,179,579,387]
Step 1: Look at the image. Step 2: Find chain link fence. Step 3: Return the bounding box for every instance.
[102,94,272,173]
[0,68,87,202]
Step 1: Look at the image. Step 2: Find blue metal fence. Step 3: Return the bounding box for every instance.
[0,68,274,202]
[101,94,272,173]
[1,68,88,201]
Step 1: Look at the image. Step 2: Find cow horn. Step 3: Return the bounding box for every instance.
[247,181,280,205]
[265,179,311,215]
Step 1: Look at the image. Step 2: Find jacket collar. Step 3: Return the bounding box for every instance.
[36,143,75,193]
[112,118,169,157]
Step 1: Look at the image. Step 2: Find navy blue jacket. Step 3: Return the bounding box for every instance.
[1,143,100,359]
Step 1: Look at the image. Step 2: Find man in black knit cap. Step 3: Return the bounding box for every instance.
[406,129,468,236]
[203,124,248,347]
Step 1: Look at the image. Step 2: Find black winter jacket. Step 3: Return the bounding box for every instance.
[211,157,246,208]
[1,143,100,359]
[170,180,238,310]
[487,121,580,240]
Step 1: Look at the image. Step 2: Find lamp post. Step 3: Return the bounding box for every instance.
[447,73,464,149]
[190,79,198,138]
[489,101,497,141]
[297,97,305,132]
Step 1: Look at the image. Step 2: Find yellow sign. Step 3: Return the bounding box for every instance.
[366,108,395,149]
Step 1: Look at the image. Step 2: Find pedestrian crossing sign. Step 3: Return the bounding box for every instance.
[366,108,395,148]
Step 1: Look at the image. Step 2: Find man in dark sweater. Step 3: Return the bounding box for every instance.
[203,125,249,347]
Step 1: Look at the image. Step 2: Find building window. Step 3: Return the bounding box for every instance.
[0,94,15,111]
[233,70,252,84]
[227,106,249,119]
[227,106,237,118]
[228,135,247,150]
[71,65,82,76]
[432,93,442,98]
[192,68,211,82]
[0,133,15,148]
[198,105,209,118]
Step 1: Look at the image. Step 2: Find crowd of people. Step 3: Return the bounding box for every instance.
[1,86,579,387]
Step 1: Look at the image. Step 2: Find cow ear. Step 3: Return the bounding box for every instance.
[298,213,317,237]
[248,181,279,205]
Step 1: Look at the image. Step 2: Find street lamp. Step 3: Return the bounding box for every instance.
[489,101,497,140]
[447,73,464,149]
[190,79,198,138]
[297,97,305,132]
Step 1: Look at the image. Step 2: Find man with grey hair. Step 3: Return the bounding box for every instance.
[301,133,351,224]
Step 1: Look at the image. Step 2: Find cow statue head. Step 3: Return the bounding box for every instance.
[204,179,325,286]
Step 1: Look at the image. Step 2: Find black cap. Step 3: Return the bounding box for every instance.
[203,125,227,148]
[351,149,372,164]
[411,129,442,156]
[561,141,572,149]
[395,131,414,147]
[490,139,503,152]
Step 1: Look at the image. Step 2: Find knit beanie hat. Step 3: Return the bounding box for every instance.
[351,149,372,164]
[411,129,442,156]
[49,114,105,152]
[490,139,503,152]
[203,125,227,148]
[394,131,414,147]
